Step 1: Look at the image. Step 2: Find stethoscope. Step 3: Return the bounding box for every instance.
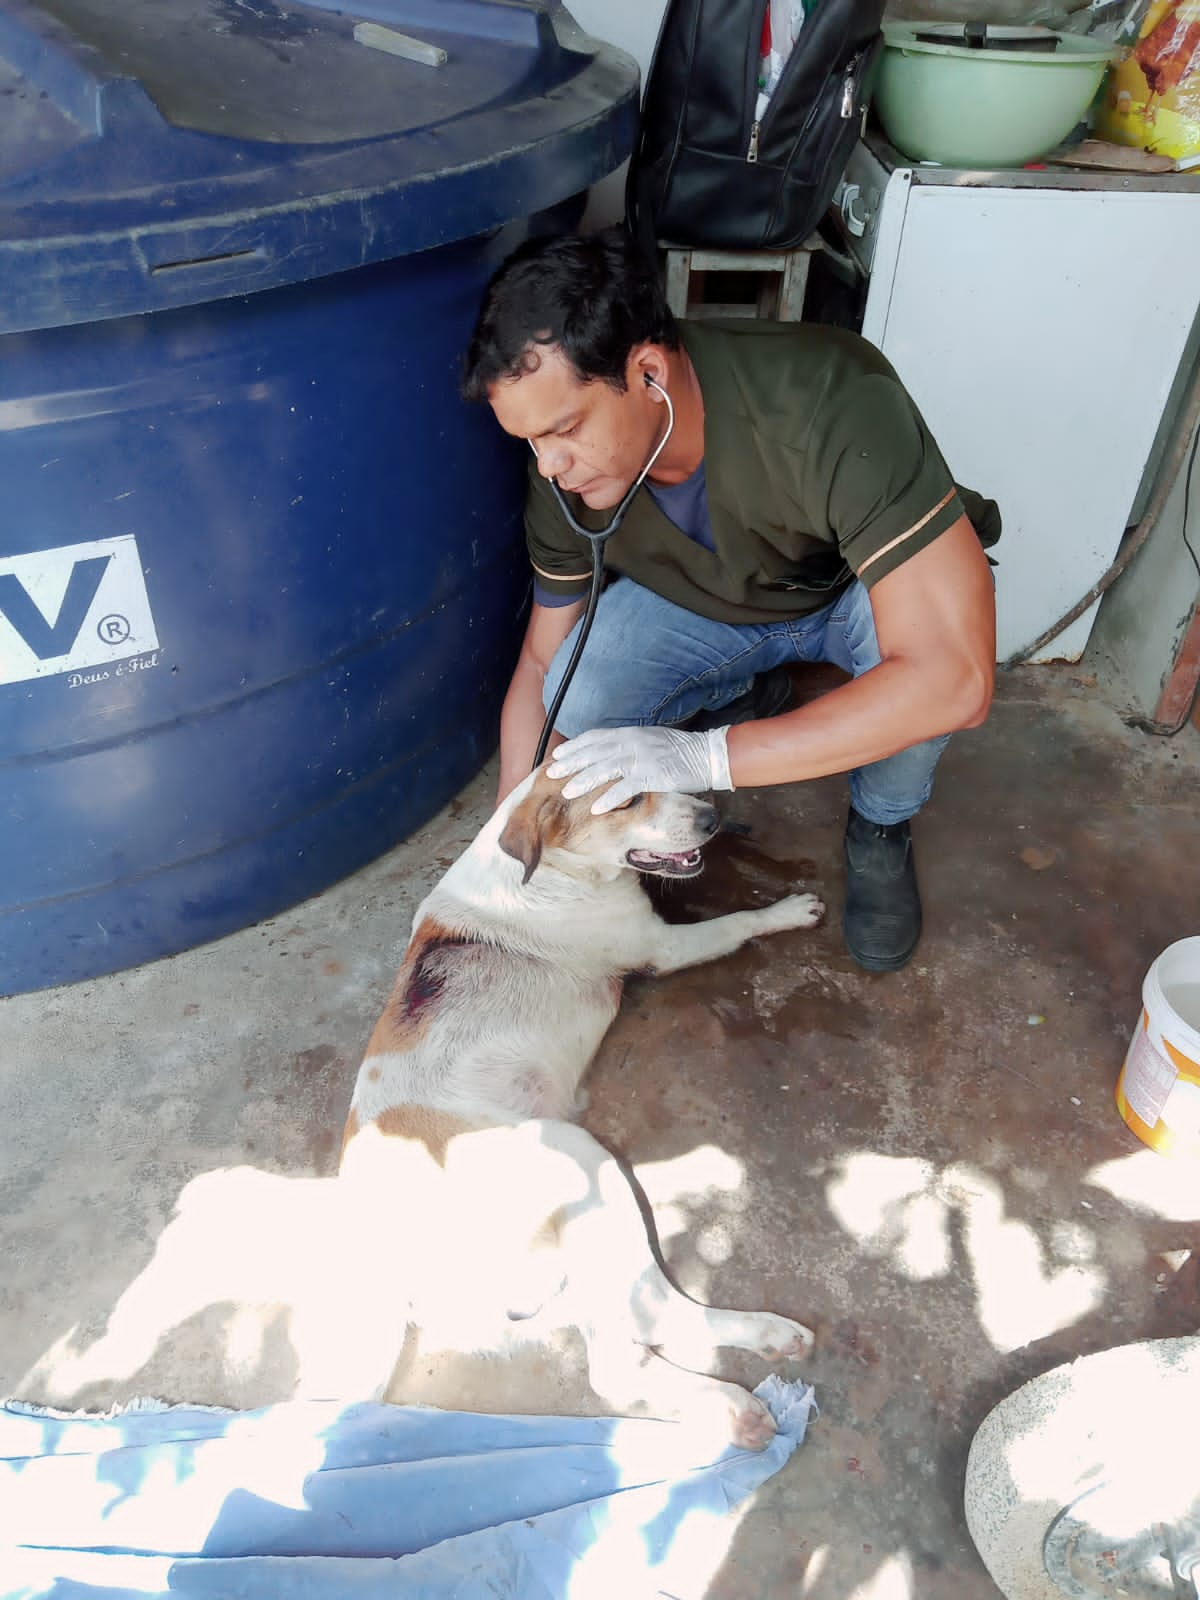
[531,375,675,768]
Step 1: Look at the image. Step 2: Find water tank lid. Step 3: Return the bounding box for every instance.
[0,0,638,333]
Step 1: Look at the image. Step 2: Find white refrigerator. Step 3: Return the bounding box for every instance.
[832,135,1200,663]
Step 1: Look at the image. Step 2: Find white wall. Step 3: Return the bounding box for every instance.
[568,0,666,83]
[567,0,669,227]
[1088,408,1200,719]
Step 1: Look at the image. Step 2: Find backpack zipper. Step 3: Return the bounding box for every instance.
[747,44,867,160]
[841,50,864,118]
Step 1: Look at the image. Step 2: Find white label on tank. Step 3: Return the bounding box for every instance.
[0,536,160,685]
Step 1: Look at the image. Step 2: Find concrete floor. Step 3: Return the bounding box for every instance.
[2,662,1199,1599]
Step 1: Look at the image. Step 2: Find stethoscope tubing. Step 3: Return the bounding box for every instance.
[531,380,675,769]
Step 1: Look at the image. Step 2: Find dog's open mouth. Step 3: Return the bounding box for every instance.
[625,847,704,878]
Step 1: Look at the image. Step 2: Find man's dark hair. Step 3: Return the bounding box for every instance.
[461,227,680,402]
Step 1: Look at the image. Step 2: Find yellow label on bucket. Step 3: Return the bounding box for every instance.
[1164,1033,1200,1074]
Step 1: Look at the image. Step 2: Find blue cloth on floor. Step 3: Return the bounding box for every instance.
[0,1375,815,1598]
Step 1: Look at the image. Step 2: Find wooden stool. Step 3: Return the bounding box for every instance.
[661,239,821,323]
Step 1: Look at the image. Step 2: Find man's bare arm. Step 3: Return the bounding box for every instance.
[497,598,586,803]
[727,516,995,787]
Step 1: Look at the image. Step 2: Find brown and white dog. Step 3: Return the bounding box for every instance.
[338,765,825,1448]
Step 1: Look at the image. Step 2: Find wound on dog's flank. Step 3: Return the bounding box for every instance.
[399,931,475,1020]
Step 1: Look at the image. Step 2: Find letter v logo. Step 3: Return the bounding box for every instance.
[0,556,112,659]
[0,536,160,686]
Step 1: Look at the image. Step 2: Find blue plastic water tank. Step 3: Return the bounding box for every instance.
[0,0,638,996]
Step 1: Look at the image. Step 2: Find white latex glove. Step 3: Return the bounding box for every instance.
[547,725,733,814]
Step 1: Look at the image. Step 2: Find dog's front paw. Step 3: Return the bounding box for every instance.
[744,1312,816,1361]
[758,892,825,933]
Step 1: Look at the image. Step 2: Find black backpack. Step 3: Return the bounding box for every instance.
[626,0,886,253]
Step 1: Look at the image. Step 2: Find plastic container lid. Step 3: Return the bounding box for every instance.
[0,0,639,334]
[883,20,1117,67]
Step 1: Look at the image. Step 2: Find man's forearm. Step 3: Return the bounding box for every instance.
[727,651,991,789]
[497,658,562,803]
[729,520,995,787]
[496,599,585,805]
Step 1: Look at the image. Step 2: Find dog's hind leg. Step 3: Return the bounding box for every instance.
[582,1328,780,1450]
[528,1121,812,1448]
[642,893,824,975]
[577,1248,811,1450]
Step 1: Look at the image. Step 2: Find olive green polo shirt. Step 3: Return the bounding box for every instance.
[524,320,1000,625]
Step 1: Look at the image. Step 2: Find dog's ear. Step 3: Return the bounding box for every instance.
[498,785,565,885]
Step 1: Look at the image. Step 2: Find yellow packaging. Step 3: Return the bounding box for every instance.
[1094,0,1200,158]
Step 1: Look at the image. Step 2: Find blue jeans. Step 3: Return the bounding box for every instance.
[543,577,949,827]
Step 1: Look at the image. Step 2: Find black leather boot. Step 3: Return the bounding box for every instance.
[843,807,922,972]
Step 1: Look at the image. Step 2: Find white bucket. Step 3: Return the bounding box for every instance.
[1116,937,1200,1158]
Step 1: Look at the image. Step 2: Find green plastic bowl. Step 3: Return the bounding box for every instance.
[876,23,1118,169]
